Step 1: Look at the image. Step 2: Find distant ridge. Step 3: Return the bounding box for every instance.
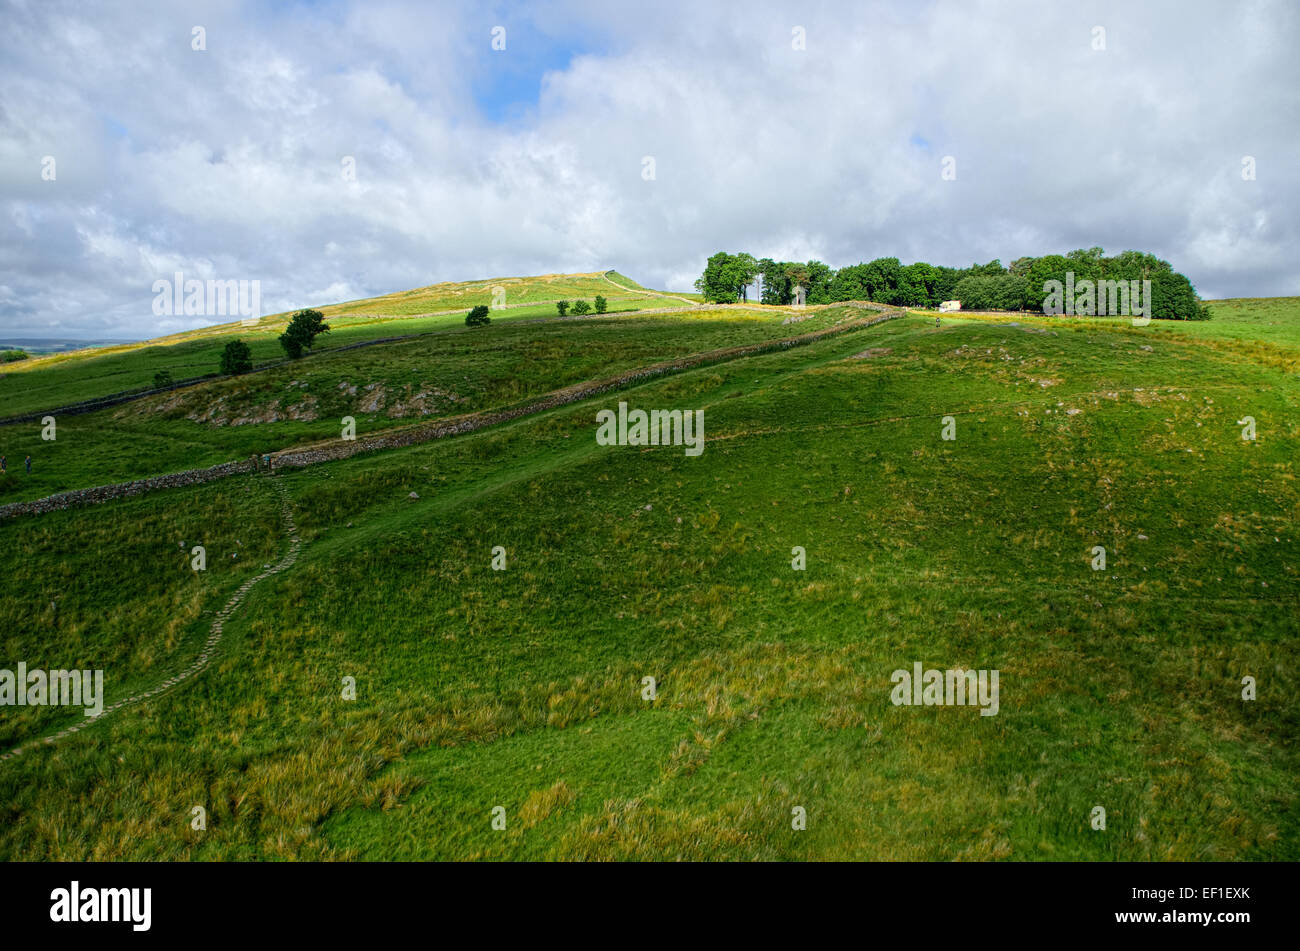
[0,338,128,353]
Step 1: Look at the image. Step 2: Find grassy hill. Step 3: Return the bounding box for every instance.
[0,271,700,420]
[0,304,845,504]
[0,285,1296,860]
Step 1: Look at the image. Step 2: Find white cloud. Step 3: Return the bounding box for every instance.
[0,0,1296,339]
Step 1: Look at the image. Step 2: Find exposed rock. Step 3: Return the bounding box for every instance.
[358,383,387,414]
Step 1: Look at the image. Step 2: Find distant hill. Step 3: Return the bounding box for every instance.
[0,337,128,354]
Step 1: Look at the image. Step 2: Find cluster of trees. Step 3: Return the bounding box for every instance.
[696,247,1210,319]
[556,295,607,317]
[1,349,28,363]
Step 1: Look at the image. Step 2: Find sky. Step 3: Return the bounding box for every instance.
[1,0,1296,341]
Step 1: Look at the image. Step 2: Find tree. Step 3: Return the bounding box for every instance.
[951,274,1025,311]
[696,252,739,303]
[466,305,491,327]
[220,340,253,375]
[690,246,1208,320]
[734,253,759,302]
[784,263,811,304]
[759,258,792,304]
[1023,254,1074,312]
[594,295,607,314]
[153,370,174,388]
[279,308,330,359]
[861,258,902,302]
[896,266,929,307]
[803,260,834,304]
[556,300,570,316]
[829,263,869,302]
[931,266,962,304]
[572,300,591,315]
[904,262,938,306]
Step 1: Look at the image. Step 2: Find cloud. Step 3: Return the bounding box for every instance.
[0,0,1296,339]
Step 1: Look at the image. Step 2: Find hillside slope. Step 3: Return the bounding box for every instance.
[0,271,702,421]
[0,304,847,504]
[1,300,1296,861]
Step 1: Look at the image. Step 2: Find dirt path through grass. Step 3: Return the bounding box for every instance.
[0,476,301,764]
[602,270,698,305]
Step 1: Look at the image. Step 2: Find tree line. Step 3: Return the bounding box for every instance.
[695,247,1211,319]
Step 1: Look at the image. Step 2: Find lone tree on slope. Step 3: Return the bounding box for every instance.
[220,339,253,375]
[465,304,491,326]
[279,308,331,359]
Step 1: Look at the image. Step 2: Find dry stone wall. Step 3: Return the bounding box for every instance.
[2,305,898,519]
[0,459,257,519]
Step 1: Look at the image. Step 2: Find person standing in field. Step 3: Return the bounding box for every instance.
[0,455,6,473]
[25,455,31,474]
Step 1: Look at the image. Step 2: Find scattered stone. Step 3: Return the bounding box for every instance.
[409,491,420,500]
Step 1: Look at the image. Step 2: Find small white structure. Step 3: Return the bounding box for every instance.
[792,284,807,307]
[938,300,961,312]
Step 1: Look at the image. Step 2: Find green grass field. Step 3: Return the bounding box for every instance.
[0,285,1296,861]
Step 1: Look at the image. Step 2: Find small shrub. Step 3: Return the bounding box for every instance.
[1,349,27,363]
[556,300,570,317]
[153,370,174,388]
[594,295,607,314]
[220,339,254,375]
[571,300,591,316]
[466,305,491,327]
